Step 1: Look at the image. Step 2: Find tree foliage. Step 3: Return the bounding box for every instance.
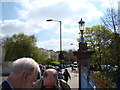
[4,33,48,63]
[46,58,56,65]
[83,25,111,70]
[83,25,120,70]
[101,7,120,70]
[56,50,77,64]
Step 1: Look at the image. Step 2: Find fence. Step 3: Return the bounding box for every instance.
[82,67,114,88]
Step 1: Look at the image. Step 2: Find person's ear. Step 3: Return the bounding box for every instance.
[22,71,30,79]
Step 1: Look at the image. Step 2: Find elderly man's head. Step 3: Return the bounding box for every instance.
[9,57,40,88]
[43,69,58,88]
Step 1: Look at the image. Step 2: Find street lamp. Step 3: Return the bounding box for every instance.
[73,18,95,89]
[78,18,87,52]
[46,19,64,68]
[78,18,85,43]
[78,18,86,89]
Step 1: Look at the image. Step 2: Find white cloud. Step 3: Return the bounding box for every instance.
[62,38,78,51]
[2,0,118,50]
[17,0,103,23]
[77,3,103,22]
[2,0,102,35]
[18,1,73,22]
[36,38,78,51]
[100,0,119,8]
[36,38,59,51]
[1,19,47,36]
[1,0,28,2]
[1,20,26,36]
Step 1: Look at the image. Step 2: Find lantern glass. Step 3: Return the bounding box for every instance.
[78,18,85,31]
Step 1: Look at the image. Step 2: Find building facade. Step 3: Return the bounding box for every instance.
[39,48,59,61]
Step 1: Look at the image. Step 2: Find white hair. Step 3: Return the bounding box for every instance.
[12,57,40,74]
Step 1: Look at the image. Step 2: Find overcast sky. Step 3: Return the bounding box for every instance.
[1,0,119,51]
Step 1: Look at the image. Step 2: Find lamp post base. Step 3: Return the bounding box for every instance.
[74,50,94,89]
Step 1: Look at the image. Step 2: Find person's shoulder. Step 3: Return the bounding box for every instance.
[1,80,11,89]
[34,78,43,88]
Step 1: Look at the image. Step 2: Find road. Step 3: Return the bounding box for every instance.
[66,67,90,89]
[68,72,79,88]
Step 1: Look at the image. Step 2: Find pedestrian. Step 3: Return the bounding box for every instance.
[63,68,71,83]
[34,68,71,90]
[37,64,45,79]
[56,67,63,79]
[0,57,40,89]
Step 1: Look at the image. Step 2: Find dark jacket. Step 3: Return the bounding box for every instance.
[1,80,11,90]
[34,78,71,90]
[63,72,71,82]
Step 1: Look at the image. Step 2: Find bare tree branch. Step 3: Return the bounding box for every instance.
[101,7,118,33]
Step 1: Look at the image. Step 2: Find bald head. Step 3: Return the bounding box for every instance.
[43,69,58,88]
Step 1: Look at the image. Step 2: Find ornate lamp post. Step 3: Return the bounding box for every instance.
[73,18,95,89]
[78,18,85,43]
[46,19,64,68]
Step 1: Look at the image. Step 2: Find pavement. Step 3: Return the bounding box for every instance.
[66,67,90,89]
[68,72,79,88]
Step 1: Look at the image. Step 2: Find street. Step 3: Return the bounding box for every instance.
[68,72,79,88]
[67,67,90,89]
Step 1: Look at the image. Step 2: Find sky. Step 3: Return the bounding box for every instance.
[0,0,119,51]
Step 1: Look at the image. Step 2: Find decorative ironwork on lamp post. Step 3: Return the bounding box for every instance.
[46,19,64,68]
[73,18,95,90]
[78,18,86,89]
[78,18,85,43]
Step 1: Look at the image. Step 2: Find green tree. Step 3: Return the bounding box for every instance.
[84,25,112,70]
[32,47,48,64]
[108,33,120,66]
[56,50,76,64]
[101,7,120,70]
[4,33,48,62]
[46,58,56,65]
